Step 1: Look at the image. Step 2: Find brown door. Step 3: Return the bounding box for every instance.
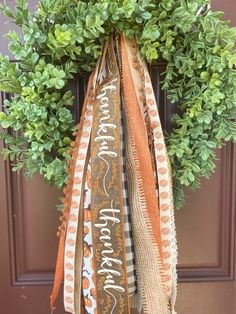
[176,2,236,313]
[0,1,235,314]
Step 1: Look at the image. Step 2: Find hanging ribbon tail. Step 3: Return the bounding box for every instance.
[120,34,168,314]
[50,234,65,311]
[119,34,178,313]
[51,32,178,314]
[140,55,178,311]
[81,160,97,313]
[50,72,95,312]
[90,35,131,314]
[63,74,96,313]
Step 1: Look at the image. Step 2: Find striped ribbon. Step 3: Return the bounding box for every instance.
[63,101,94,313]
[141,59,178,308]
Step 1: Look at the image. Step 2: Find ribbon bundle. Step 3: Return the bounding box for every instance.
[50,34,178,314]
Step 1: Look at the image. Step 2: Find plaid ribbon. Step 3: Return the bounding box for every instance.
[120,107,137,296]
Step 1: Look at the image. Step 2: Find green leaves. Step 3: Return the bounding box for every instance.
[0,55,22,93]
[0,3,15,19]
[43,158,68,187]
[29,63,67,90]
[23,21,46,44]
[121,0,136,19]
[46,68,66,90]
[55,29,72,46]
[0,0,31,25]
[197,110,213,124]
[0,112,14,128]
[142,19,160,41]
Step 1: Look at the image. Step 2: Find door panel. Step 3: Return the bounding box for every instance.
[0,1,235,314]
[176,144,236,314]
[177,145,235,282]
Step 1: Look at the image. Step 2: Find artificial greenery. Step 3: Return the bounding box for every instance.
[0,0,236,208]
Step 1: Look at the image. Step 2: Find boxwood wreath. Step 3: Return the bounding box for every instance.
[0,0,236,209]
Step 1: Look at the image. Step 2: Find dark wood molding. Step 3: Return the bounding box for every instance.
[1,90,54,286]
[177,142,236,282]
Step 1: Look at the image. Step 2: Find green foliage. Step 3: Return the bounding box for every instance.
[0,0,236,208]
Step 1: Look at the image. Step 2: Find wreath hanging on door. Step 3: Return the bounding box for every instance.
[0,0,235,208]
